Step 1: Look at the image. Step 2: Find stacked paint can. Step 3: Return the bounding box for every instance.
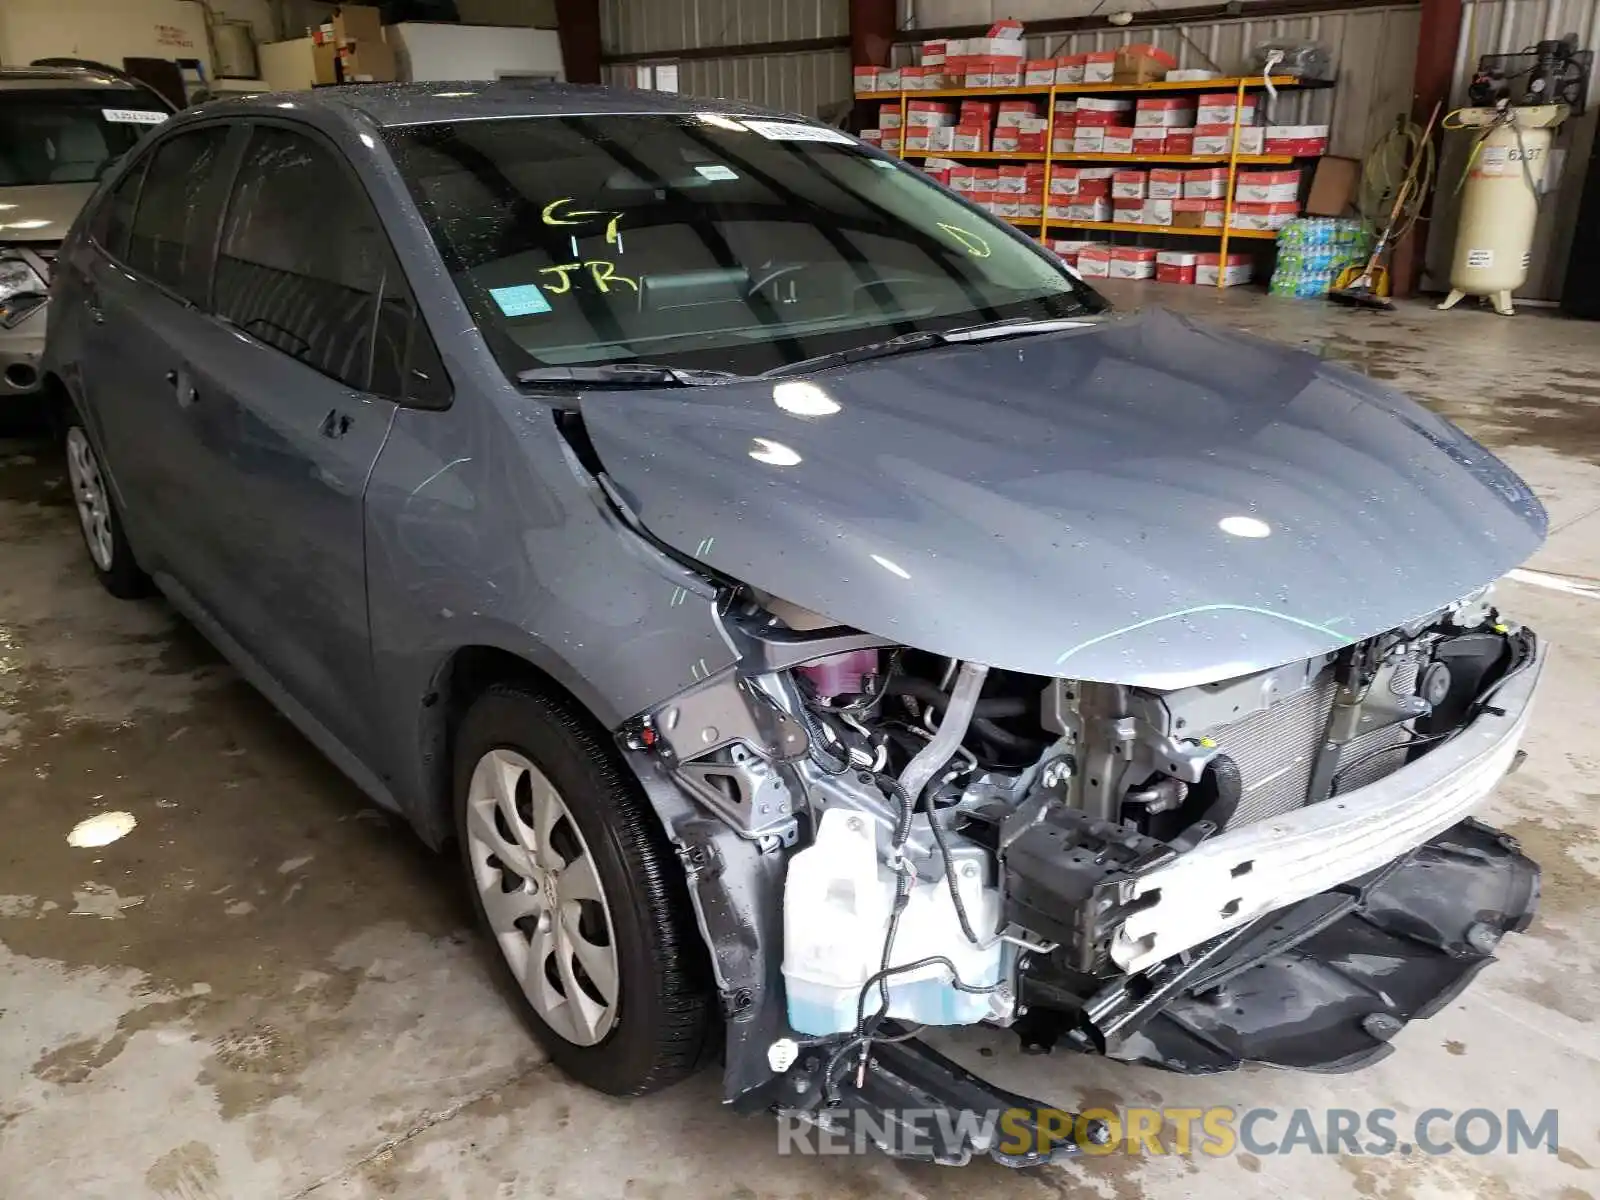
[1269,218,1372,299]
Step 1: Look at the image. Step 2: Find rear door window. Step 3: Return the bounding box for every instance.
[124,126,231,305]
[212,124,443,402]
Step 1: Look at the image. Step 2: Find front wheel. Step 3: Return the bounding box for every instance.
[453,684,713,1094]
[63,418,149,599]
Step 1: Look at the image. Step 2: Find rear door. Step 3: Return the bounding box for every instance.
[176,120,442,764]
[77,123,238,595]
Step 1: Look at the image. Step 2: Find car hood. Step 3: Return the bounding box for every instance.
[0,182,96,243]
[579,308,1546,687]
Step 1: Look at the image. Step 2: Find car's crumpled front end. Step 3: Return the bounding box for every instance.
[618,589,1541,1164]
[566,308,1549,1166]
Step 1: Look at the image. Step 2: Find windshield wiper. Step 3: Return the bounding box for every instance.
[516,363,747,388]
[763,315,1095,378]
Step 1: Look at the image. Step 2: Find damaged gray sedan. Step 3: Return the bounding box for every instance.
[44,85,1545,1166]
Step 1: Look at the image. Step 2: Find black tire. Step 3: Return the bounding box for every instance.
[453,683,713,1095]
[61,411,150,600]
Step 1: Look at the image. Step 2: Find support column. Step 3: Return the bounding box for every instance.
[850,0,897,67]
[553,0,602,84]
[1392,0,1463,297]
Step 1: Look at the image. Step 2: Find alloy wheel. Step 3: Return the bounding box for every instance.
[465,748,620,1046]
[65,426,114,572]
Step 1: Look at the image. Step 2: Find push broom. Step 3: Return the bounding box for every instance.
[1330,101,1442,310]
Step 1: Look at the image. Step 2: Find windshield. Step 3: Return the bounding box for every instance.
[0,89,169,186]
[385,113,1105,376]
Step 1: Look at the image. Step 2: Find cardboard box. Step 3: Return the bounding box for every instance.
[992,131,1020,152]
[900,65,928,90]
[1164,129,1195,155]
[1114,44,1176,84]
[1156,250,1199,284]
[1019,192,1044,219]
[1204,202,1226,227]
[1110,246,1158,278]
[1074,130,1107,153]
[1024,58,1057,85]
[337,38,396,83]
[312,40,339,85]
[994,195,1020,217]
[1132,126,1168,154]
[908,100,956,125]
[1112,170,1147,199]
[1148,168,1184,198]
[880,134,901,153]
[950,124,987,152]
[1230,201,1299,230]
[903,125,934,151]
[853,66,882,92]
[1051,135,1076,154]
[948,165,977,191]
[921,39,948,64]
[877,68,901,90]
[1235,169,1301,203]
[879,103,902,128]
[1102,127,1136,155]
[1197,93,1258,125]
[860,129,883,145]
[1143,197,1174,225]
[1069,198,1112,223]
[996,164,1029,194]
[1052,239,1097,255]
[1182,167,1229,199]
[1135,97,1197,126]
[1083,50,1118,83]
[1264,125,1331,156]
[1196,253,1253,286]
[996,100,1041,127]
[1112,199,1145,224]
[1193,125,1264,156]
[331,3,382,44]
[1075,176,1111,198]
[1050,170,1079,195]
[1171,198,1211,227]
[1078,246,1113,276]
[991,64,1023,87]
[1077,95,1133,116]
[959,100,996,125]
[1306,156,1361,216]
[1047,201,1075,220]
[1017,131,1046,153]
[1055,54,1086,83]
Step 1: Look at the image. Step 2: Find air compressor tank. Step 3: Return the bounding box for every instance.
[1438,104,1567,316]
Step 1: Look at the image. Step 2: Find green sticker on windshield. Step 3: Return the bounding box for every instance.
[696,164,739,181]
[490,284,553,317]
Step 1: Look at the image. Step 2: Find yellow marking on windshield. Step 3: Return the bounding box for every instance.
[539,262,584,293]
[543,197,626,247]
[938,223,992,257]
[588,261,638,292]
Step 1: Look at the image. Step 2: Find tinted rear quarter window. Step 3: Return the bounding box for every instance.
[125,126,230,305]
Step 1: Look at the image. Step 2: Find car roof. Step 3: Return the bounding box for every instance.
[0,66,146,92]
[198,80,800,129]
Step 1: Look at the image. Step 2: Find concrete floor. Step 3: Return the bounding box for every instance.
[3,283,1599,1200]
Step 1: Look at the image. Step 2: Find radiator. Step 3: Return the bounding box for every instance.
[1207,659,1421,828]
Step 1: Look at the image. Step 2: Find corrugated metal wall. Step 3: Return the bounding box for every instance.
[893,7,1422,159]
[600,0,846,55]
[604,48,852,117]
[599,0,850,117]
[1424,0,1600,299]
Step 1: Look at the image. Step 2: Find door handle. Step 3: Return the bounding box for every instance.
[166,369,199,408]
[320,408,353,440]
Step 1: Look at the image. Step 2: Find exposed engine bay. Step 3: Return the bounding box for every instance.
[624,585,1543,1165]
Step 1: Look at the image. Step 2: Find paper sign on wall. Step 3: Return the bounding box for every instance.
[742,120,853,145]
[104,109,169,125]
